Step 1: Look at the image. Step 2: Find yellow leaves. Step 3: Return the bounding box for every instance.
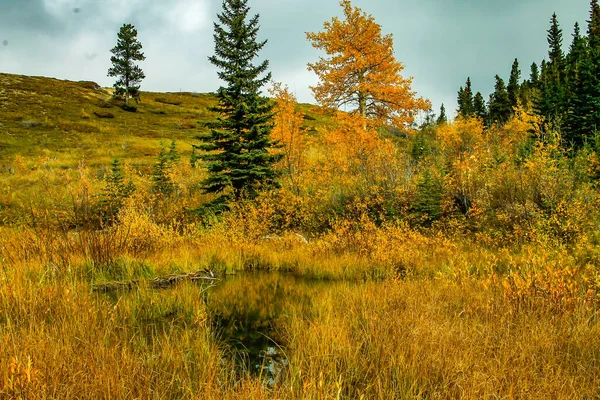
[306,0,430,128]
[269,83,309,195]
[436,116,486,159]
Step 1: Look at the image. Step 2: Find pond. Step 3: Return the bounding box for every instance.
[207,271,331,386]
[96,270,340,386]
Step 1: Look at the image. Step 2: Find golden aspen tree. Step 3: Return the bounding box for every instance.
[269,83,309,195]
[306,0,430,128]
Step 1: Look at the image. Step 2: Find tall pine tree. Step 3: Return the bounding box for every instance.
[537,14,567,127]
[436,103,447,125]
[565,1,600,148]
[507,58,522,109]
[197,0,279,204]
[457,77,474,118]
[488,75,512,125]
[473,92,488,122]
[107,24,146,107]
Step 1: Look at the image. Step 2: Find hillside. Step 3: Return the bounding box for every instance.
[0,73,333,169]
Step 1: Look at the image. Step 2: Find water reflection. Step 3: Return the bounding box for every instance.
[207,272,322,385]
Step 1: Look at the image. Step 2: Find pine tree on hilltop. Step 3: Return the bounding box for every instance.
[107,24,146,107]
[197,0,280,204]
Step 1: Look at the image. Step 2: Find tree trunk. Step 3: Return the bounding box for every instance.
[358,92,367,130]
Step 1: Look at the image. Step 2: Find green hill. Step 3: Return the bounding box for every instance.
[0,73,332,169]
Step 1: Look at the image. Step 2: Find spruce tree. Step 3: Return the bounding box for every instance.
[197,0,279,204]
[473,92,488,122]
[436,103,447,125]
[167,140,180,164]
[565,2,600,148]
[151,144,175,196]
[100,158,135,220]
[530,62,540,86]
[107,24,146,107]
[457,77,474,117]
[537,14,567,127]
[412,169,443,224]
[588,0,600,48]
[547,13,564,66]
[507,58,522,109]
[488,75,512,125]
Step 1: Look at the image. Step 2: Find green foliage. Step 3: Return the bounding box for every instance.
[167,140,180,164]
[197,0,280,204]
[100,158,135,221]
[436,103,447,125]
[412,169,443,224]
[587,0,600,48]
[151,143,175,196]
[488,75,512,125]
[548,13,565,66]
[411,131,430,162]
[107,24,146,107]
[457,77,474,118]
[507,58,522,109]
[530,62,540,85]
[473,92,487,122]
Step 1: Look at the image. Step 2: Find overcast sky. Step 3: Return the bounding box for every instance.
[0,0,591,117]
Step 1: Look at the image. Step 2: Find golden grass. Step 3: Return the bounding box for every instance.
[1,73,600,398]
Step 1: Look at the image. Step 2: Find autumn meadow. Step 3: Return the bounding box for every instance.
[1,0,600,398]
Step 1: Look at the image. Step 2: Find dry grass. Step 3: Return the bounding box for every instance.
[1,73,600,398]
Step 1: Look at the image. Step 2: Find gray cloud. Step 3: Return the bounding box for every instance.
[0,0,591,117]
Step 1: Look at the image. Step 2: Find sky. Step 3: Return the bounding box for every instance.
[0,0,592,118]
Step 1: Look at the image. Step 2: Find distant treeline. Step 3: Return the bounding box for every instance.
[454,0,600,150]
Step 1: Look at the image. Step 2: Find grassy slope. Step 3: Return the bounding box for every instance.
[0,73,333,169]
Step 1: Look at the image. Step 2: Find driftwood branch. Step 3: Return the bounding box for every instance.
[92,270,219,292]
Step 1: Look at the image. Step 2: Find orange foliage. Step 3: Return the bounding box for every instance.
[269,83,309,195]
[320,112,397,186]
[306,0,430,128]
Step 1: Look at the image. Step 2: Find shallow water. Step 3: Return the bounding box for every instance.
[207,271,329,385]
[96,270,338,385]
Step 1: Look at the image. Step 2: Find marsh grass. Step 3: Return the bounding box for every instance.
[1,74,600,398]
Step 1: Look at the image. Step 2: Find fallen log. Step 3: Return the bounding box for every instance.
[92,270,219,292]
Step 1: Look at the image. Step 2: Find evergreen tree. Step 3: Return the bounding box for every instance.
[151,144,175,196]
[530,62,540,86]
[411,131,430,162]
[197,0,280,204]
[412,169,443,224]
[457,77,474,117]
[473,92,488,122]
[167,140,180,164]
[436,103,447,125]
[190,146,200,168]
[507,58,522,109]
[548,13,564,67]
[588,0,600,48]
[107,24,146,107]
[537,14,567,127]
[564,2,600,148]
[100,158,135,220]
[488,75,512,124]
